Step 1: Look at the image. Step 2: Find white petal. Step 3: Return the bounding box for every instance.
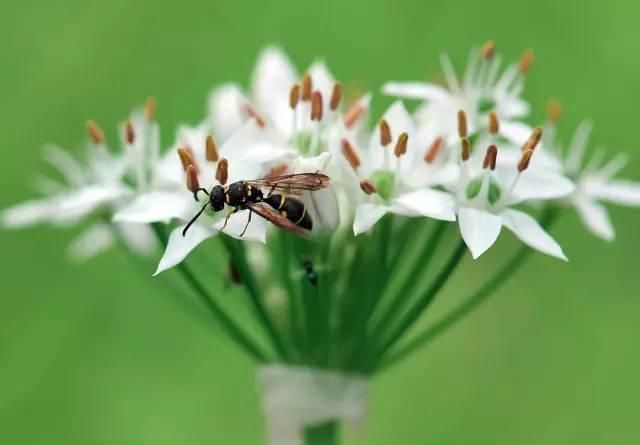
[55,185,128,222]
[498,121,534,145]
[207,83,247,140]
[42,145,86,186]
[565,121,593,174]
[501,208,568,260]
[382,82,450,102]
[1,198,56,228]
[587,179,640,206]
[154,224,216,275]
[67,223,115,261]
[215,209,267,243]
[116,222,157,255]
[353,204,389,234]
[458,207,502,259]
[505,170,575,204]
[251,47,298,136]
[307,60,335,99]
[393,189,457,221]
[220,120,292,165]
[574,197,615,241]
[113,191,192,223]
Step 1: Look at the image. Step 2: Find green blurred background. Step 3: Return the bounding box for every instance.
[1,0,639,443]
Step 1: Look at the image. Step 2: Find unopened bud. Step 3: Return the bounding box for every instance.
[86,120,104,144]
[379,120,392,146]
[394,132,409,157]
[186,165,200,192]
[206,134,219,162]
[216,158,229,185]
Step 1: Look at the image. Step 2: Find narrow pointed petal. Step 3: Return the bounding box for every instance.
[42,145,86,187]
[116,222,157,255]
[382,82,450,102]
[307,60,335,99]
[393,189,457,221]
[1,198,55,228]
[505,170,575,204]
[587,179,640,206]
[207,83,247,140]
[458,207,502,259]
[215,209,267,243]
[55,185,129,222]
[154,224,216,275]
[67,223,114,261]
[353,204,389,234]
[114,191,192,223]
[565,121,593,174]
[501,209,568,260]
[574,197,615,241]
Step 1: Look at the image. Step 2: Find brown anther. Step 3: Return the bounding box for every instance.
[519,49,535,74]
[289,84,300,109]
[265,162,289,179]
[125,121,135,144]
[394,132,409,157]
[424,137,443,164]
[518,149,534,172]
[523,127,543,152]
[488,111,499,135]
[330,82,342,111]
[461,137,471,161]
[341,138,361,170]
[359,179,377,195]
[457,110,468,138]
[483,144,498,170]
[344,100,366,129]
[144,98,157,121]
[177,147,195,172]
[205,134,219,162]
[86,120,104,144]
[379,119,392,146]
[244,103,266,128]
[547,99,561,124]
[302,73,312,101]
[311,91,323,121]
[481,40,496,60]
[186,165,200,193]
[216,158,229,185]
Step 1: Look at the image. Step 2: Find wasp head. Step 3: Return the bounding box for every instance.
[209,185,225,212]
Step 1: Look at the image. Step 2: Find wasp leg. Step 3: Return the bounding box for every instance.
[240,210,253,237]
[266,184,277,198]
[193,188,210,202]
[221,207,238,231]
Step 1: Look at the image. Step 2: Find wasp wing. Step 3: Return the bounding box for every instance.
[247,203,310,237]
[247,173,330,196]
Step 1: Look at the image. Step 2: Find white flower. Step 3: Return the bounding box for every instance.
[447,120,573,260]
[337,101,458,234]
[1,117,155,260]
[548,122,640,240]
[383,42,533,145]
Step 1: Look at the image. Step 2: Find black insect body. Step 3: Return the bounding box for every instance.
[183,173,329,237]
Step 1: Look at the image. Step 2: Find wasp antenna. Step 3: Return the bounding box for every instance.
[182,202,210,236]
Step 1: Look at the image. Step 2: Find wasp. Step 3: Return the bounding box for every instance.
[183,173,330,237]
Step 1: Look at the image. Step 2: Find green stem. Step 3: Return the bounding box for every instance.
[366,238,468,372]
[221,237,289,360]
[376,207,560,372]
[303,421,339,445]
[150,224,268,362]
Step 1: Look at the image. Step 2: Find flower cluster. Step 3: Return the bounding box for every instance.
[4,44,640,376]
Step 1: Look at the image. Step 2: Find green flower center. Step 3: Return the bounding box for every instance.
[465,176,501,205]
[478,96,496,113]
[294,132,313,155]
[371,169,395,201]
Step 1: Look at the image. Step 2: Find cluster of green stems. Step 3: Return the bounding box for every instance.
[119,206,558,445]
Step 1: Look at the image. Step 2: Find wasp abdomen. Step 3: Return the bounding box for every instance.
[264,194,312,230]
